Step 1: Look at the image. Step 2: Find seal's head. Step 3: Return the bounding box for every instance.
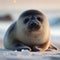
[17,10,49,34]
[17,9,49,42]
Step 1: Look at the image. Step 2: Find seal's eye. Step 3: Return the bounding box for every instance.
[24,18,29,24]
[37,17,43,22]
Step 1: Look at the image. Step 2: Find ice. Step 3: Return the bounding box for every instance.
[0,49,60,60]
[21,49,31,55]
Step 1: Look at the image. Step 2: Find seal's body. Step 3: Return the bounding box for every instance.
[4,10,57,51]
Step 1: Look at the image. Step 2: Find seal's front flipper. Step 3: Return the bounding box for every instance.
[16,46,32,51]
[49,44,57,50]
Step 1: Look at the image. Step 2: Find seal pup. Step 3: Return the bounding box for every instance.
[4,9,57,51]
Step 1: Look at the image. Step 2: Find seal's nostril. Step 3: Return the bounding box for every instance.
[31,22,36,27]
[29,22,37,28]
[28,22,40,31]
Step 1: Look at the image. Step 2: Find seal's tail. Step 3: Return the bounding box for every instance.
[49,44,57,50]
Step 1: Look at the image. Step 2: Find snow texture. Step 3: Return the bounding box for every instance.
[0,49,60,60]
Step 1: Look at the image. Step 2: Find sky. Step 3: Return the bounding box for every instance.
[0,0,60,10]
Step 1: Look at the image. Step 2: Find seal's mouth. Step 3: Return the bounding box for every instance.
[28,22,40,31]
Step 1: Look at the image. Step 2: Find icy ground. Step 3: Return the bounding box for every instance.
[0,49,60,60]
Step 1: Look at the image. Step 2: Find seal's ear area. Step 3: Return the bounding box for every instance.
[49,44,57,50]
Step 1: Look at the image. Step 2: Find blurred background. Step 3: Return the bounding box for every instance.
[0,0,60,48]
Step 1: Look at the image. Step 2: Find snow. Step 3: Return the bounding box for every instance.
[0,49,60,60]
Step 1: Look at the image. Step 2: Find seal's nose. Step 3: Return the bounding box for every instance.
[28,22,40,31]
[30,22,37,28]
